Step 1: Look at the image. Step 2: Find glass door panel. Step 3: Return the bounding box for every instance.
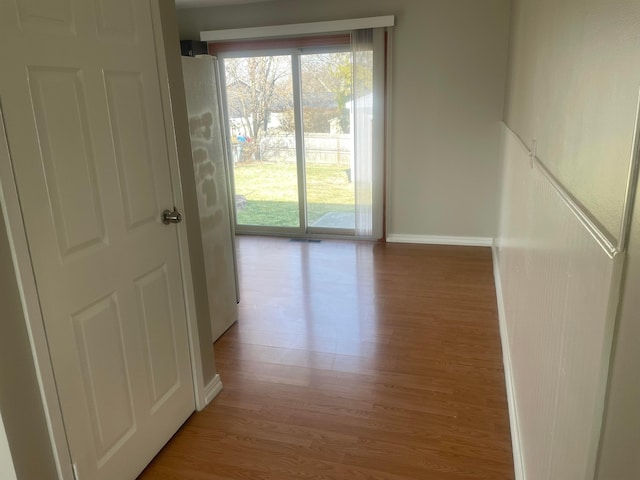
[300,52,355,231]
[223,55,300,228]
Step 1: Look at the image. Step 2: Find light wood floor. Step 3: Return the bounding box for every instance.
[139,236,514,480]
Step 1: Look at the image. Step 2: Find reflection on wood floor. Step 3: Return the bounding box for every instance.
[140,236,514,480]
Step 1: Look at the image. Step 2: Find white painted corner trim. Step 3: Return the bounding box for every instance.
[386,234,493,247]
[492,246,526,480]
[200,16,395,42]
[201,374,223,410]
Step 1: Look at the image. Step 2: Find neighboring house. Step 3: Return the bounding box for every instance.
[2,1,640,480]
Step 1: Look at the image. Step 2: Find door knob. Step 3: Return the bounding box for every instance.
[161,208,182,225]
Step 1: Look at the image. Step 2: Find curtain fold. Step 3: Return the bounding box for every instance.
[351,28,385,239]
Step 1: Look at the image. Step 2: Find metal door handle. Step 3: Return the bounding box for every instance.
[161,208,182,225]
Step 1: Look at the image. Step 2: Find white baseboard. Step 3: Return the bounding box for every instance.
[492,246,525,480]
[386,234,493,247]
[201,374,223,410]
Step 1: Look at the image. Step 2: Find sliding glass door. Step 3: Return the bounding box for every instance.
[300,51,356,231]
[223,54,301,228]
[219,33,383,238]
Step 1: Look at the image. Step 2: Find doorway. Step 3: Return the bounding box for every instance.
[219,39,380,238]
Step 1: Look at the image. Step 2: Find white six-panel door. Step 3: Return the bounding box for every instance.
[0,1,195,479]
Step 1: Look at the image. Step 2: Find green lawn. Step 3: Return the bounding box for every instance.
[232,162,355,227]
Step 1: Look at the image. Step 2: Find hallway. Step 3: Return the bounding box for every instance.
[140,237,514,479]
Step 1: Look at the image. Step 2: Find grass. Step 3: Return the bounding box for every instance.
[232,161,355,227]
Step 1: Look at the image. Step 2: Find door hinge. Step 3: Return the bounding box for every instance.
[72,463,79,480]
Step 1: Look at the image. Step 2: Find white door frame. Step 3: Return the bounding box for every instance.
[149,0,215,411]
[0,2,211,479]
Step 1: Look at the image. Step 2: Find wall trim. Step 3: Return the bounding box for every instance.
[504,123,619,259]
[386,234,493,247]
[202,374,223,409]
[492,245,526,480]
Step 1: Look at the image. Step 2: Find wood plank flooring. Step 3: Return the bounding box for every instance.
[139,236,514,480]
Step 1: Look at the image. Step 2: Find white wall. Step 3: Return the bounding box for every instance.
[177,0,511,239]
[501,1,640,479]
[504,0,640,241]
[496,125,620,480]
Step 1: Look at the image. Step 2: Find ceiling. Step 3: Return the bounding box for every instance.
[175,0,275,9]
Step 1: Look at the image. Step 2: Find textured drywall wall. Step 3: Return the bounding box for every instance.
[504,0,640,240]
[503,1,640,477]
[497,125,619,480]
[177,0,511,239]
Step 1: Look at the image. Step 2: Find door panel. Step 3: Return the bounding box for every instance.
[72,294,137,463]
[135,264,181,408]
[29,67,108,257]
[94,0,136,42]
[16,0,75,35]
[104,71,159,229]
[0,1,195,479]
[300,52,355,232]
[223,54,301,230]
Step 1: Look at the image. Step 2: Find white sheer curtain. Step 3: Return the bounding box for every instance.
[352,28,385,239]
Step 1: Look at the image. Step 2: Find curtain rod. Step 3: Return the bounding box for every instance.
[200,16,395,42]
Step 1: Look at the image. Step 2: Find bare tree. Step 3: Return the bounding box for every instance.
[224,52,364,159]
[300,52,357,133]
[224,56,292,161]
